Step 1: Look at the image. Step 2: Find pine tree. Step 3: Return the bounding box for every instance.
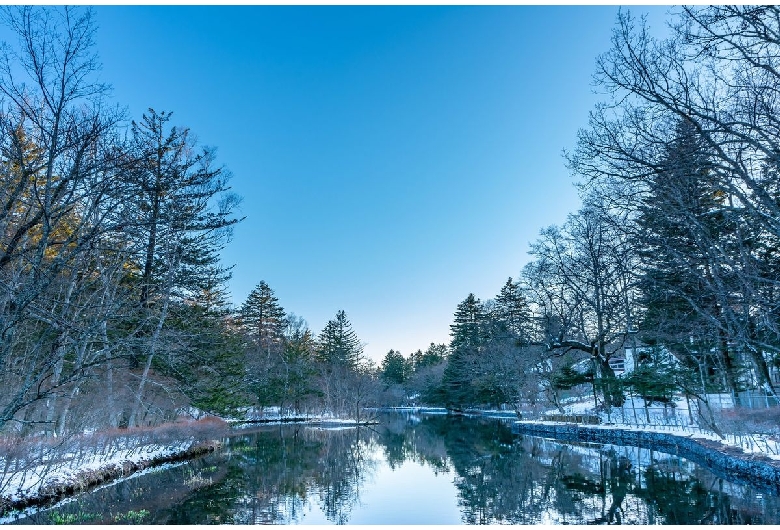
[492,277,532,343]
[240,281,287,352]
[279,314,318,413]
[380,349,407,385]
[317,310,363,371]
[127,108,240,307]
[442,294,486,409]
[419,343,448,368]
[636,118,744,396]
[449,294,485,351]
[238,281,288,410]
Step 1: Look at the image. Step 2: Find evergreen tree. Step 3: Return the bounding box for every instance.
[238,281,288,409]
[240,281,287,351]
[279,314,319,412]
[442,294,486,409]
[160,291,247,417]
[449,294,485,351]
[127,108,240,307]
[419,343,448,368]
[317,310,363,370]
[492,277,532,343]
[636,118,744,396]
[380,349,407,385]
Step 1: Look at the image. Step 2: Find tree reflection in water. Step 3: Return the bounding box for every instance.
[12,414,780,525]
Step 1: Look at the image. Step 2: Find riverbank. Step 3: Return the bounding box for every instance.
[0,439,221,518]
[513,421,780,496]
[0,415,377,520]
[0,418,230,519]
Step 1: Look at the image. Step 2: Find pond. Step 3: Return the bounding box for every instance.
[7,413,780,524]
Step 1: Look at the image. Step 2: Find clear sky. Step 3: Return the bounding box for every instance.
[84,5,669,362]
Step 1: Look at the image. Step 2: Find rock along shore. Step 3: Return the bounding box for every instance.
[512,421,780,496]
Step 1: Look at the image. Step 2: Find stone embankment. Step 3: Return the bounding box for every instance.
[513,421,780,495]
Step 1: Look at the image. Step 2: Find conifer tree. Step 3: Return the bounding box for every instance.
[240,281,287,352]
[317,310,363,371]
[636,118,745,397]
[449,294,485,352]
[238,281,288,410]
[418,343,448,368]
[380,349,407,385]
[280,314,318,412]
[442,294,486,409]
[492,278,532,343]
[127,108,240,308]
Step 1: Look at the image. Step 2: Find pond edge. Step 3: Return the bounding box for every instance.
[512,421,780,496]
[0,440,221,519]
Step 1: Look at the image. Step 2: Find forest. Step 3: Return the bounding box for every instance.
[1,5,780,446]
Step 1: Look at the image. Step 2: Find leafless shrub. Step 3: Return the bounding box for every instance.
[716,407,780,438]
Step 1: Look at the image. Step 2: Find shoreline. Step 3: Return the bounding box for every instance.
[0,416,378,520]
[512,421,780,496]
[0,440,221,519]
[5,414,779,520]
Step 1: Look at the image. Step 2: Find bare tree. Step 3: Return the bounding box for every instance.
[0,6,127,435]
[569,7,780,399]
[524,201,637,409]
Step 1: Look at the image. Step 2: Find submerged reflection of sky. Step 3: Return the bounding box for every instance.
[259,442,462,525]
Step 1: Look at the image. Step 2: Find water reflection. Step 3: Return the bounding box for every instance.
[10,414,780,525]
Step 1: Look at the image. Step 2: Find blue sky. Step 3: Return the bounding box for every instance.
[88,5,669,362]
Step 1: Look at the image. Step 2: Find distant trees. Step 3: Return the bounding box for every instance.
[380,349,408,385]
[405,343,448,405]
[436,281,543,411]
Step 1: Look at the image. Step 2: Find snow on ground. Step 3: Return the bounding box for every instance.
[0,411,375,519]
[0,410,378,517]
[528,395,780,460]
[0,439,191,505]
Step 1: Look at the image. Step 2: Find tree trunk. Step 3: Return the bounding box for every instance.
[128,295,170,428]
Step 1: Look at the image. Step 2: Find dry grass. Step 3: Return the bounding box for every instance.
[716,407,780,438]
[0,417,229,516]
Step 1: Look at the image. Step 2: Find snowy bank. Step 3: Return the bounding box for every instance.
[225,407,379,427]
[0,419,228,518]
[513,421,780,496]
[0,413,378,518]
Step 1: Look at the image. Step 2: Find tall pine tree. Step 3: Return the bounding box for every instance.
[442,294,485,409]
[492,277,532,343]
[239,281,287,410]
[240,281,287,352]
[636,118,744,397]
[317,310,363,371]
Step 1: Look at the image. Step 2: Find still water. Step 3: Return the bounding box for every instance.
[9,413,780,524]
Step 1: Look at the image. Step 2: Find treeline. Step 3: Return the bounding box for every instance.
[377,6,780,418]
[4,5,780,438]
[236,281,377,419]
[0,6,397,437]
